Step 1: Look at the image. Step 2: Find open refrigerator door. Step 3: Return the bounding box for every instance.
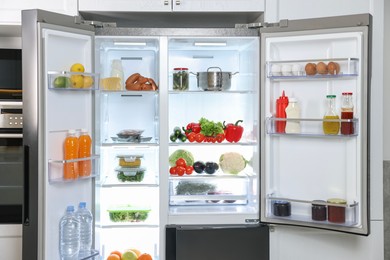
[260,15,370,235]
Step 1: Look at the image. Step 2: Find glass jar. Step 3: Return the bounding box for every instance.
[173,68,189,91]
[341,92,354,135]
[311,200,327,221]
[272,200,291,217]
[323,95,340,135]
[327,198,347,223]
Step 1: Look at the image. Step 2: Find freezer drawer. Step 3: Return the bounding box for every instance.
[166,224,269,260]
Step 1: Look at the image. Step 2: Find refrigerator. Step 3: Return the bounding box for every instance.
[21,9,370,260]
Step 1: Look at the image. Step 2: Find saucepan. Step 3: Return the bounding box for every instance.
[191,67,238,91]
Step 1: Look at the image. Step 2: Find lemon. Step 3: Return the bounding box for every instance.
[83,76,94,88]
[71,75,84,88]
[70,63,85,72]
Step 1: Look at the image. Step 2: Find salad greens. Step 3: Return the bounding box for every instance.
[199,117,224,137]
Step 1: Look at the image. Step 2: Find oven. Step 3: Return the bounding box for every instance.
[0,101,23,223]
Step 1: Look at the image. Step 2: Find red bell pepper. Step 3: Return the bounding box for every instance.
[183,122,201,136]
[224,120,244,143]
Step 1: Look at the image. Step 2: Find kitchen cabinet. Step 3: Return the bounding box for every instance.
[0,0,78,25]
[265,0,369,22]
[0,225,22,260]
[78,0,264,13]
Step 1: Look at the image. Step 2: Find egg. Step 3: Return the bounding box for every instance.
[317,62,328,74]
[305,63,317,76]
[271,64,281,76]
[281,64,292,76]
[328,61,340,75]
[291,64,302,76]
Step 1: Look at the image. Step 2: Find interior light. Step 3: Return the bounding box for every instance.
[194,42,227,47]
[114,42,147,46]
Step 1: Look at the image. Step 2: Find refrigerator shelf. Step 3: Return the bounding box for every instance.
[266,117,359,137]
[168,90,256,94]
[169,141,257,146]
[102,142,159,147]
[49,154,100,164]
[170,194,248,206]
[266,57,359,79]
[268,196,358,208]
[100,90,159,96]
[48,71,100,90]
[95,222,160,229]
[169,173,255,180]
[267,214,358,227]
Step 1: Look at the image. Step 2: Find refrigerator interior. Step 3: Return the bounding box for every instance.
[262,30,367,233]
[94,36,161,259]
[167,37,260,225]
[42,28,98,259]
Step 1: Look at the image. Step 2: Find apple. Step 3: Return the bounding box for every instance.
[122,250,138,260]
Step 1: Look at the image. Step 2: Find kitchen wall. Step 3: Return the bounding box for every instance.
[383,1,390,259]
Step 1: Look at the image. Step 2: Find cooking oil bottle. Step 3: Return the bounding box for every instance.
[323,95,340,135]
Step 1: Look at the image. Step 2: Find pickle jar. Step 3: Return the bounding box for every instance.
[173,68,189,91]
[327,198,347,223]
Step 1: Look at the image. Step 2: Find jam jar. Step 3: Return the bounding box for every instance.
[311,200,327,221]
[327,198,347,223]
[272,200,291,217]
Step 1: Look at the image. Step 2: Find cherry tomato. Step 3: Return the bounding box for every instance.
[195,133,205,143]
[176,166,186,176]
[210,136,217,143]
[169,166,177,175]
[176,158,187,167]
[185,165,194,175]
[216,133,225,143]
[187,132,196,143]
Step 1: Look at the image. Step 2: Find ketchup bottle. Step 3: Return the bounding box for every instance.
[276,90,289,133]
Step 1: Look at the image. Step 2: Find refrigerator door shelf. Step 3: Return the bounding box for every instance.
[267,57,359,79]
[48,71,100,90]
[266,117,359,137]
[48,155,100,184]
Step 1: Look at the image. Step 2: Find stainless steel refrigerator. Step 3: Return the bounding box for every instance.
[22,9,370,260]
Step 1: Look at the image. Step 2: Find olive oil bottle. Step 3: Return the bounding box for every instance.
[323,95,340,135]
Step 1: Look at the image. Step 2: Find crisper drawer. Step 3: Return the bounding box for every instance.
[169,175,251,206]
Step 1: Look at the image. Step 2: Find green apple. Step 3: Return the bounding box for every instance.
[122,250,138,260]
[53,76,71,88]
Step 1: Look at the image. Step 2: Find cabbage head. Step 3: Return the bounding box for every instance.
[169,149,195,166]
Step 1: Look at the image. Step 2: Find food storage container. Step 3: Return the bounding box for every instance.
[117,154,143,168]
[115,167,145,182]
[327,198,347,223]
[173,68,189,91]
[272,200,291,217]
[107,205,150,222]
[311,200,327,221]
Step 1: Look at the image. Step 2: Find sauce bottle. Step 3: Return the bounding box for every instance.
[323,95,340,135]
[340,92,354,135]
[276,90,289,133]
[285,97,301,133]
[78,129,92,177]
[64,129,79,180]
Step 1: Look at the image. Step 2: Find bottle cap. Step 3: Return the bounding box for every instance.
[326,95,336,98]
[66,206,74,212]
[79,202,86,208]
[68,129,76,134]
[80,128,88,134]
[342,92,353,95]
[280,90,289,103]
[289,97,298,103]
[174,68,188,71]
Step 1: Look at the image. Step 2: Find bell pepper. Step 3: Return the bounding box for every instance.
[183,122,201,136]
[224,120,244,143]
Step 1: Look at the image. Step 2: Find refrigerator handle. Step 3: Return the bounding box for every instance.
[23,145,30,226]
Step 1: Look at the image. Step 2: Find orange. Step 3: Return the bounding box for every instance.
[107,254,121,260]
[127,248,141,257]
[110,250,122,259]
[138,253,153,260]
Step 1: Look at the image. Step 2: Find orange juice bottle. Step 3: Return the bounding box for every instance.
[78,129,92,177]
[64,129,79,180]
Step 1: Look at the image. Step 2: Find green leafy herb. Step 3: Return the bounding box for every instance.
[199,117,224,137]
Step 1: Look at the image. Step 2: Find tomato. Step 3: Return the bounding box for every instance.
[216,133,225,143]
[176,166,186,176]
[187,132,196,143]
[195,133,205,143]
[185,165,194,175]
[176,158,187,167]
[169,166,177,175]
[210,136,217,143]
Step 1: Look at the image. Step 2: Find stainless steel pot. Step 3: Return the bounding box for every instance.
[191,67,238,91]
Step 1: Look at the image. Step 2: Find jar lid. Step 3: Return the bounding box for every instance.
[326,95,336,98]
[174,68,188,70]
[289,97,298,103]
[327,198,347,204]
[312,200,326,206]
[342,92,353,95]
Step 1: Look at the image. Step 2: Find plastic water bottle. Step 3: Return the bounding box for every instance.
[59,206,80,260]
[76,202,93,255]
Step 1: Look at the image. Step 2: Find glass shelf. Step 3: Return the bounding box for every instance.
[266,58,359,80]
[266,117,359,137]
[48,71,100,90]
[100,90,159,95]
[168,90,256,94]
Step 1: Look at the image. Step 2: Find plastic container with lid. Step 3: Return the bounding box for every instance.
[117,154,143,168]
[115,167,146,182]
[173,68,189,91]
[327,198,347,223]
